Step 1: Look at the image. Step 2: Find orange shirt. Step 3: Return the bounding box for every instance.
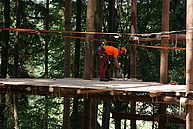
[103,46,119,58]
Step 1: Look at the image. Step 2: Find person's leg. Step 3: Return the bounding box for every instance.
[99,60,108,81]
[106,63,113,81]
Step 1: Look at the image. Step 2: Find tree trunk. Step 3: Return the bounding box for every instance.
[0,94,6,129]
[158,104,167,129]
[102,101,110,129]
[64,0,72,77]
[130,0,137,79]
[72,98,79,129]
[1,0,10,78]
[160,0,169,83]
[44,96,48,129]
[44,0,49,79]
[44,1,50,128]
[84,0,96,80]
[159,1,170,128]
[83,99,92,129]
[63,97,70,129]
[186,0,193,128]
[93,0,104,78]
[114,102,121,129]
[13,94,18,129]
[74,0,82,78]
[14,0,21,78]
[130,100,136,129]
[0,1,10,128]
[108,0,117,33]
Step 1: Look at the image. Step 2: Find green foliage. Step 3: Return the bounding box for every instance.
[0,0,187,128]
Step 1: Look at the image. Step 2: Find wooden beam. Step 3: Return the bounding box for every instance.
[112,112,185,124]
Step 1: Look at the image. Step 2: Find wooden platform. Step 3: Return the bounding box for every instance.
[0,78,188,104]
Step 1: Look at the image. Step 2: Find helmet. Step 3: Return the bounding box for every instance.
[121,47,127,54]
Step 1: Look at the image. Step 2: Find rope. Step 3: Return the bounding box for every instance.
[0,27,188,36]
[0,27,186,51]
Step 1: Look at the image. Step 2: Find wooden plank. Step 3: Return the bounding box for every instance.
[0,78,187,93]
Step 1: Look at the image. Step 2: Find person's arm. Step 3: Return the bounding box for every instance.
[113,57,120,69]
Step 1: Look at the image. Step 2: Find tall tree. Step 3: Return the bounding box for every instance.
[84,0,96,79]
[44,1,50,129]
[44,0,49,79]
[159,0,170,129]
[14,0,21,78]
[63,97,70,129]
[93,0,104,78]
[1,0,10,78]
[13,1,21,128]
[130,0,137,79]
[64,0,72,77]
[74,0,82,78]
[0,0,10,128]
[108,0,117,33]
[160,0,169,84]
[130,1,137,129]
[63,1,71,128]
[102,101,110,129]
[186,0,193,128]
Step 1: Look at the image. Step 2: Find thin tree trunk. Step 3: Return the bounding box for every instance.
[14,0,21,78]
[114,102,121,129]
[44,96,48,129]
[63,97,70,129]
[13,94,18,129]
[72,98,79,129]
[130,0,137,79]
[130,1,137,128]
[93,0,104,78]
[159,1,170,129]
[1,0,10,78]
[64,0,72,77]
[13,1,20,127]
[44,0,49,78]
[44,1,49,129]
[186,0,193,128]
[0,1,10,128]
[108,0,117,33]
[160,0,169,83]
[74,0,82,78]
[84,0,96,80]
[83,99,92,129]
[158,104,166,129]
[102,101,110,129]
[91,100,98,129]
[130,100,136,129]
[0,94,6,129]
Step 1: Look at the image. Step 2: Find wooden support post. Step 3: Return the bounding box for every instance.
[130,100,136,129]
[102,101,110,129]
[159,0,170,129]
[160,0,169,84]
[83,99,92,129]
[130,0,137,78]
[63,97,70,129]
[186,0,193,129]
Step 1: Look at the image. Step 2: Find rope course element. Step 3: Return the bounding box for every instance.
[0,27,187,36]
[0,27,186,51]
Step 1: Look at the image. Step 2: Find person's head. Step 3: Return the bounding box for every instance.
[119,47,127,55]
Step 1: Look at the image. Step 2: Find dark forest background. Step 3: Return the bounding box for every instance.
[0,0,186,129]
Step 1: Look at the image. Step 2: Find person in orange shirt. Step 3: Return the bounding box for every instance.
[96,45,127,81]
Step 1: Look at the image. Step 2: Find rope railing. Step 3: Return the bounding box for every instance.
[0,27,186,51]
